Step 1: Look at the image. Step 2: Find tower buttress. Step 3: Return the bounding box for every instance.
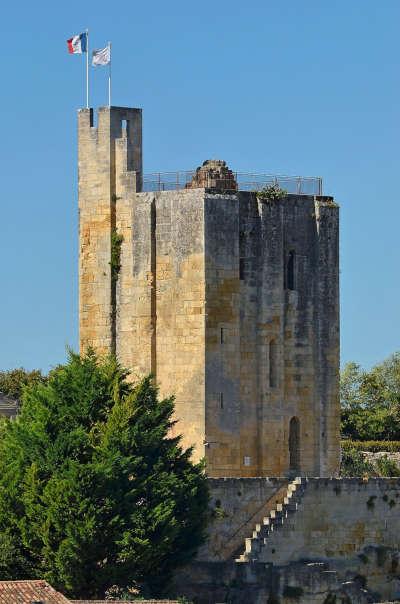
[78,106,142,355]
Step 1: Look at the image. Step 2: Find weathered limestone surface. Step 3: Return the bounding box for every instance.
[173,559,384,604]
[118,189,207,458]
[173,478,400,604]
[197,477,288,561]
[78,106,142,356]
[79,106,340,477]
[255,478,400,567]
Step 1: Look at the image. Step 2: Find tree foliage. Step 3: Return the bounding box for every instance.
[340,448,400,478]
[341,353,400,440]
[340,447,374,477]
[0,351,209,599]
[0,367,47,400]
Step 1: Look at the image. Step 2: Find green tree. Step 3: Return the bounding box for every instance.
[340,448,374,477]
[0,351,209,599]
[340,353,400,440]
[375,454,400,477]
[0,367,47,400]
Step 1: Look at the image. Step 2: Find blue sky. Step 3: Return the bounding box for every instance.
[0,0,399,372]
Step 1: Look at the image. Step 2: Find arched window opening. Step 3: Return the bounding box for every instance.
[287,250,295,290]
[269,340,277,388]
[289,417,300,471]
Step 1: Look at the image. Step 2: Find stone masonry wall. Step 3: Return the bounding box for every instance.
[115,188,207,462]
[197,477,288,561]
[202,191,339,477]
[79,109,339,477]
[174,478,400,604]
[204,193,241,475]
[256,477,400,567]
[78,106,142,356]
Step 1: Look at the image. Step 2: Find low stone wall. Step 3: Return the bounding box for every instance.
[173,557,394,604]
[198,477,287,560]
[364,451,400,467]
[256,478,400,566]
[173,478,400,603]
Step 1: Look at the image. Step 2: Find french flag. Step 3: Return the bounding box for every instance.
[67,32,87,54]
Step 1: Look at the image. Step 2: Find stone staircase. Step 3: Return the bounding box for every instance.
[236,476,306,562]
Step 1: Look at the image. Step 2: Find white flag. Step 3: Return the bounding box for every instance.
[92,45,111,66]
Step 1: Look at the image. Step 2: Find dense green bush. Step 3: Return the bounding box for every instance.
[0,368,47,400]
[256,184,287,202]
[341,440,400,452]
[0,351,209,599]
[340,448,375,477]
[375,455,400,477]
[340,448,400,477]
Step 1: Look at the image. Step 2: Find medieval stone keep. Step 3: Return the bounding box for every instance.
[78,105,400,603]
[78,105,340,479]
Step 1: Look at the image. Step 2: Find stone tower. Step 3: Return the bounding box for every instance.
[79,106,340,478]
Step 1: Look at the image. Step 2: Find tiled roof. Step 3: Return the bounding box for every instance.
[0,392,18,419]
[0,580,70,603]
[0,581,179,604]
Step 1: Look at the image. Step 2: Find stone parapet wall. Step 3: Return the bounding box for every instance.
[178,478,400,603]
[199,477,288,560]
[204,478,400,568]
[254,478,400,566]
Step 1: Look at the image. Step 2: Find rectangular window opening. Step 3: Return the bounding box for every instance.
[220,393,224,409]
[243,456,251,466]
[220,327,224,344]
[121,119,129,137]
[239,258,245,280]
[269,340,277,388]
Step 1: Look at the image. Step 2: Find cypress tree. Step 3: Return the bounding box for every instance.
[0,351,209,598]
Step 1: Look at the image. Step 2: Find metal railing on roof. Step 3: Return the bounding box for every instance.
[142,171,322,195]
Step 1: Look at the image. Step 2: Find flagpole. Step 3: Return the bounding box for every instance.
[108,42,111,107]
[86,29,89,108]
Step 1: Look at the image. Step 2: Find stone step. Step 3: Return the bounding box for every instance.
[237,477,307,561]
[269,509,283,520]
[283,502,299,513]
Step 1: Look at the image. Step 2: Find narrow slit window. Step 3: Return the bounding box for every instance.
[269,339,277,388]
[287,250,295,290]
[239,258,245,280]
[289,417,300,471]
[121,119,129,137]
[220,328,224,344]
[220,393,224,409]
